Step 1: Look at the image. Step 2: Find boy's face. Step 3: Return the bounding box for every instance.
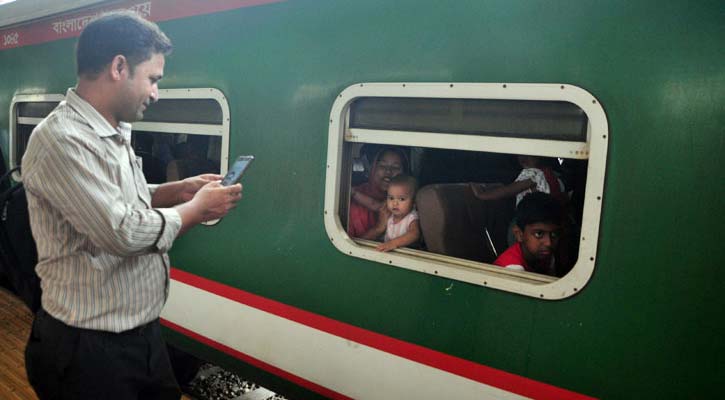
[514,222,561,264]
[386,184,414,220]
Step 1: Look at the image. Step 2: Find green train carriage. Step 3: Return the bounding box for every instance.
[1,0,722,399]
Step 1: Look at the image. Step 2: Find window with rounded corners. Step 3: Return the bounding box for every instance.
[324,83,608,300]
[10,88,230,225]
[9,93,65,180]
[131,88,230,226]
[130,88,230,181]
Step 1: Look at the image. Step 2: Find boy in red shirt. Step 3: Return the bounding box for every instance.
[494,192,563,276]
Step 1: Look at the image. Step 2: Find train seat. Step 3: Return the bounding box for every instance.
[416,183,482,261]
[416,183,512,263]
[466,184,516,260]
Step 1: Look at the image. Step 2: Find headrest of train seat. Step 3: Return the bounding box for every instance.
[166,160,183,182]
[416,183,490,262]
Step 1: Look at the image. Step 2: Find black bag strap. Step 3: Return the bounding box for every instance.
[0,167,23,210]
[0,166,19,186]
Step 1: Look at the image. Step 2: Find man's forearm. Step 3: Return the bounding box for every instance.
[174,201,203,237]
[151,180,186,207]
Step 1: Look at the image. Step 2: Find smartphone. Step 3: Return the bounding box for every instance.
[221,155,254,186]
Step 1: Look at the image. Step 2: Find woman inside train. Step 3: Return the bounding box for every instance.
[347,146,409,239]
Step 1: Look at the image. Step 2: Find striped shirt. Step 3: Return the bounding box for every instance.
[22,88,182,333]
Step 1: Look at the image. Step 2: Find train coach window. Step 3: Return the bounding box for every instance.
[324,83,608,300]
[9,89,230,188]
[130,88,229,185]
[9,94,65,179]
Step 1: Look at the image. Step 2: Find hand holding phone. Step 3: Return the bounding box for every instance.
[221,155,254,186]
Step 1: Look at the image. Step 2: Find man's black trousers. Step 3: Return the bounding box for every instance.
[25,309,181,400]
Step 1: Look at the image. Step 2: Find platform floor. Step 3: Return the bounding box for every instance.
[0,287,196,400]
[0,287,37,400]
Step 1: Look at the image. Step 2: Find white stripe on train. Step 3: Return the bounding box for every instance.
[162,279,529,400]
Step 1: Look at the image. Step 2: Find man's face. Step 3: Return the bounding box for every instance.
[386,183,414,220]
[515,222,561,263]
[370,151,403,193]
[117,53,164,123]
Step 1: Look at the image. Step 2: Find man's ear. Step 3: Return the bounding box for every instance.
[513,225,523,243]
[109,55,128,81]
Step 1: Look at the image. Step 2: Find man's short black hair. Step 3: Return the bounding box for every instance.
[515,192,563,230]
[76,11,172,77]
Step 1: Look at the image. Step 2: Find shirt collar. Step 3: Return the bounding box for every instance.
[65,88,132,142]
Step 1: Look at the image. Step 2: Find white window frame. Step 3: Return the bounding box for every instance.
[324,82,609,300]
[132,88,230,226]
[9,93,65,180]
[9,88,231,181]
[131,87,231,177]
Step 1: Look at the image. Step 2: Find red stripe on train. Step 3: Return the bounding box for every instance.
[0,0,285,51]
[166,267,596,400]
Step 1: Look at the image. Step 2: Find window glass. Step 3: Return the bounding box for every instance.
[15,124,35,167]
[10,96,63,173]
[131,131,221,184]
[344,144,585,277]
[140,98,223,124]
[16,101,59,118]
[350,97,587,141]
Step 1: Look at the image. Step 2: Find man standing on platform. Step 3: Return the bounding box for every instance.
[22,11,242,399]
